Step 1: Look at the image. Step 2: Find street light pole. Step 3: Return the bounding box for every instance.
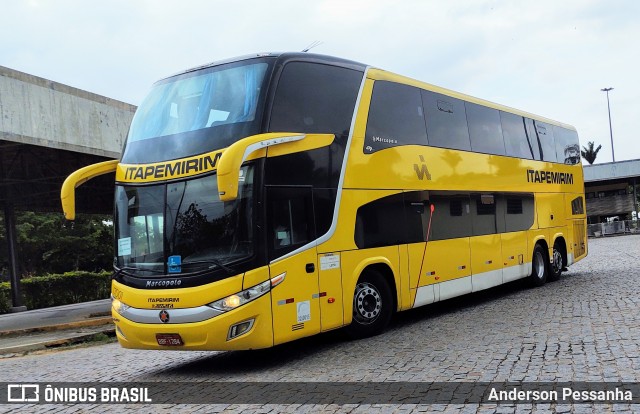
[601,87,615,162]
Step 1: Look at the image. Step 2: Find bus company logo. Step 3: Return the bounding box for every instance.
[148,297,179,310]
[159,310,170,323]
[413,155,432,180]
[526,169,574,185]
[122,152,222,181]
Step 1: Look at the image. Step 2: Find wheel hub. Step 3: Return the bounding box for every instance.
[353,282,381,324]
[552,249,563,274]
[534,251,545,279]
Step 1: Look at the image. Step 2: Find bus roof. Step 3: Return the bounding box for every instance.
[161,52,575,131]
[367,68,576,131]
[162,52,367,81]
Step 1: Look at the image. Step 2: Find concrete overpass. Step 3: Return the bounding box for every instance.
[583,159,640,224]
[0,65,136,311]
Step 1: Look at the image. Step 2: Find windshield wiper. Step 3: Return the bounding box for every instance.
[182,259,235,275]
[113,266,165,278]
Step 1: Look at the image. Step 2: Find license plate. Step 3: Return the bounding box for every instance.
[156,333,184,346]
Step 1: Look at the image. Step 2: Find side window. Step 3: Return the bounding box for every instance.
[466,103,505,155]
[267,187,315,259]
[534,121,557,162]
[312,189,336,238]
[269,62,361,136]
[450,199,463,216]
[571,196,585,215]
[501,112,533,159]
[553,126,581,165]
[364,82,427,153]
[429,193,472,240]
[422,90,471,151]
[472,194,497,236]
[501,194,534,232]
[524,118,542,160]
[354,193,408,248]
[403,191,430,244]
[506,198,523,214]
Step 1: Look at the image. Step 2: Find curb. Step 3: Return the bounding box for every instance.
[0,316,113,338]
[0,326,116,356]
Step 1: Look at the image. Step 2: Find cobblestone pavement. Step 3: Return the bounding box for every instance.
[2,235,640,413]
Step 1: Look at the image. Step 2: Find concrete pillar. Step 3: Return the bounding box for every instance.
[3,203,26,312]
[634,177,638,216]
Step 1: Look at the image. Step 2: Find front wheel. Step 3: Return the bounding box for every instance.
[528,244,548,287]
[345,270,393,339]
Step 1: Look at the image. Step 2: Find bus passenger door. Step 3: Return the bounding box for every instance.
[266,186,321,345]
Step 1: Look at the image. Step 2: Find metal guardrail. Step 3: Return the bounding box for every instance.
[587,220,640,237]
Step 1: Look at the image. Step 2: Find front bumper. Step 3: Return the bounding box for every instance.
[112,292,274,351]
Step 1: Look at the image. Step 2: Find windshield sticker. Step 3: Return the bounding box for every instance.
[117,237,132,256]
[297,301,311,323]
[168,255,182,273]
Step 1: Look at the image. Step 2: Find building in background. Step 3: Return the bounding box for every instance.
[583,159,640,236]
[0,65,135,311]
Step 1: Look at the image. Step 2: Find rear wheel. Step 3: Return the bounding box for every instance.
[548,243,564,282]
[345,270,393,339]
[529,244,548,287]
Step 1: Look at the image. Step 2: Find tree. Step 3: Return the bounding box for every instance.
[581,141,602,165]
[0,212,113,276]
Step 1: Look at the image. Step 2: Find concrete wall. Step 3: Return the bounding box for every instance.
[583,159,640,183]
[586,194,635,217]
[0,66,136,159]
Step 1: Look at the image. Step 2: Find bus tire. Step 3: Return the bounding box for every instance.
[529,244,548,287]
[548,243,564,282]
[345,270,393,339]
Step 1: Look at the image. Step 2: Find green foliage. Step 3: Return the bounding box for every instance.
[0,212,113,277]
[581,141,602,165]
[0,282,10,314]
[0,272,112,314]
[19,271,111,310]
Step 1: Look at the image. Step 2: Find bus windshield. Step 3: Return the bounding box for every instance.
[114,165,255,276]
[121,60,272,163]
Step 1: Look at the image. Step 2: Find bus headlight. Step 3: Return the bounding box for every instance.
[209,280,270,312]
[111,297,130,315]
[208,273,285,312]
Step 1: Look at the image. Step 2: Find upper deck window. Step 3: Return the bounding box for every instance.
[553,126,581,165]
[269,62,362,137]
[501,112,534,159]
[122,59,273,164]
[534,121,557,162]
[364,82,427,153]
[422,90,471,151]
[466,103,505,156]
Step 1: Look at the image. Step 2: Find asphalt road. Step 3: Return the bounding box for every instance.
[0,299,111,333]
[2,235,640,413]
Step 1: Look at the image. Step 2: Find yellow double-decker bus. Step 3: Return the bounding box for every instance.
[62,52,586,350]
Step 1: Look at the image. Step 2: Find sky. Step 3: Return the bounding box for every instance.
[1,0,638,163]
